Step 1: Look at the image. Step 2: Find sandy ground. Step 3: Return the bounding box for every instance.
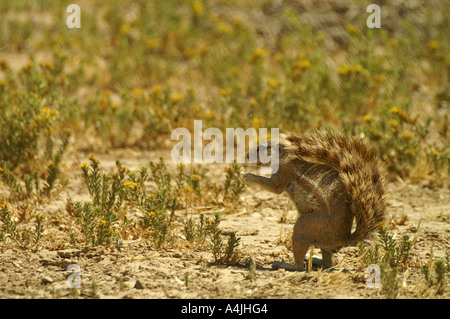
[0,149,448,299]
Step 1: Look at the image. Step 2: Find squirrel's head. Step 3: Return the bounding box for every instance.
[244,134,290,173]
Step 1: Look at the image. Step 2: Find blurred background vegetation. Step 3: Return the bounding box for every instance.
[0,0,448,182]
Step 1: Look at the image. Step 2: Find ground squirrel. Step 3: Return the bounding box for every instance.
[244,130,387,271]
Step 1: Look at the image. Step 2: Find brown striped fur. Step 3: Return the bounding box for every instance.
[244,130,387,271]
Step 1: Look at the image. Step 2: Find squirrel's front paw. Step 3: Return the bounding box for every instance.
[243,173,255,184]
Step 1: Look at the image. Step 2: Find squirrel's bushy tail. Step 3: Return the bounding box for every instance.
[284,130,387,245]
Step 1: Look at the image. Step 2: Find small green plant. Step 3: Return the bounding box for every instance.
[358,226,412,270]
[0,58,73,201]
[224,232,241,264]
[67,155,127,246]
[175,162,187,196]
[0,129,71,201]
[0,203,17,242]
[183,217,197,242]
[138,193,175,247]
[208,212,241,265]
[380,264,399,299]
[183,211,241,265]
[183,212,209,244]
[184,272,190,288]
[137,158,178,247]
[69,287,79,299]
[426,147,449,185]
[224,162,246,204]
[422,259,447,296]
[0,203,46,249]
[86,281,100,299]
[33,213,46,247]
[149,157,172,190]
[208,212,223,263]
[379,226,412,268]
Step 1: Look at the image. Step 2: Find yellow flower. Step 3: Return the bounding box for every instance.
[22,61,34,72]
[88,153,99,164]
[39,61,54,70]
[389,106,400,114]
[191,174,202,181]
[268,77,277,88]
[346,23,359,34]
[274,53,283,62]
[102,89,112,98]
[353,64,363,73]
[42,107,59,119]
[183,185,194,193]
[250,98,257,106]
[107,228,114,235]
[251,47,265,61]
[374,74,386,84]
[219,87,233,97]
[299,59,311,69]
[120,23,131,35]
[215,21,232,35]
[99,219,106,225]
[397,110,410,122]
[151,84,162,96]
[37,213,45,220]
[428,40,439,50]
[148,211,156,218]
[146,38,160,49]
[388,119,399,127]
[123,181,140,190]
[0,202,10,209]
[400,132,413,140]
[42,107,50,115]
[337,65,350,75]
[123,181,133,188]
[363,115,373,123]
[205,109,215,119]
[81,162,88,169]
[192,0,204,15]
[432,150,439,156]
[252,117,263,129]
[132,87,142,96]
[170,92,184,103]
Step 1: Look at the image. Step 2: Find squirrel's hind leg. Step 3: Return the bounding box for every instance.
[271,220,310,272]
[320,248,334,268]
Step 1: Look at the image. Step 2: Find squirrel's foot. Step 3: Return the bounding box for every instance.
[272,256,330,271]
[271,261,305,272]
